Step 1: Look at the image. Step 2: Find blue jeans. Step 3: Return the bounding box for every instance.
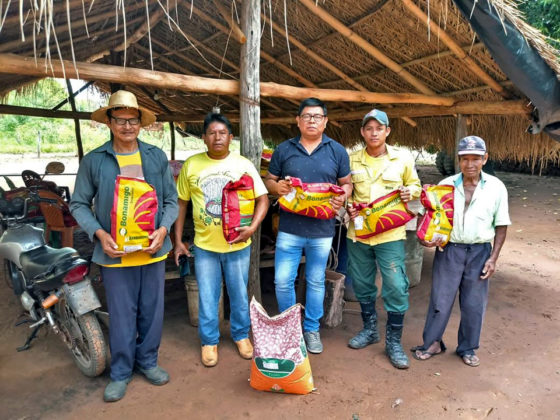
[193,245,251,345]
[274,231,333,332]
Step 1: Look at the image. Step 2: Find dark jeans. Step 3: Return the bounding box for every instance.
[420,242,491,356]
[101,260,165,381]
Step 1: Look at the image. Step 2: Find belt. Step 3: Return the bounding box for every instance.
[448,242,489,249]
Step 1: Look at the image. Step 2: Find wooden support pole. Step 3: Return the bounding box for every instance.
[188,4,348,123]
[299,0,436,95]
[65,80,84,161]
[0,53,455,106]
[169,122,176,160]
[400,0,507,98]
[454,114,469,173]
[52,80,94,111]
[240,0,262,302]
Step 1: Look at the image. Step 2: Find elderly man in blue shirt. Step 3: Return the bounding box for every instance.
[411,136,510,367]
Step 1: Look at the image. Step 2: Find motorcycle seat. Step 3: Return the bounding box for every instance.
[20,246,79,281]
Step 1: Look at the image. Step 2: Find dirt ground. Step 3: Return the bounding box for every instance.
[1,166,559,420]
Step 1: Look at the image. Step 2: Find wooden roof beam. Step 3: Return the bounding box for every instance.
[189,5,347,125]
[318,43,486,88]
[146,36,283,112]
[192,6,313,89]
[263,13,364,91]
[60,15,146,58]
[266,0,391,66]
[140,100,529,124]
[442,80,514,97]
[212,0,246,44]
[2,0,93,27]
[134,43,241,112]
[0,103,202,122]
[255,100,530,125]
[298,0,437,96]
[0,2,146,53]
[162,31,284,112]
[261,13,416,127]
[400,0,508,98]
[4,99,526,125]
[159,32,239,74]
[0,53,455,106]
[86,7,165,63]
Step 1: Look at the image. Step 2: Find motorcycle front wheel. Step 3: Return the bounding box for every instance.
[57,300,107,377]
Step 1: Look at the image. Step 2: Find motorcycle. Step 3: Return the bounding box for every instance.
[0,190,107,377]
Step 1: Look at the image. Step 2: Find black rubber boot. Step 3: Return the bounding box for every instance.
[385,312,409,369]
[348,302,380,349]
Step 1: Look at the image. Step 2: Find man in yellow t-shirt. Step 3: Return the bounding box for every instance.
[174,113,269,367]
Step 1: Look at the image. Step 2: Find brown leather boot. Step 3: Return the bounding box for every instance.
[201,345,218,367]
[235,338,253,359]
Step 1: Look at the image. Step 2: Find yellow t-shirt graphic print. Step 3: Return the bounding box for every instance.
[177,152,268,253]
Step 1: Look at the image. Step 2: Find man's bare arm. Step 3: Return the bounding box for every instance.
[481,225,507,280]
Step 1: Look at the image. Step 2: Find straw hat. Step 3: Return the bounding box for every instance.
[91,90,156,127]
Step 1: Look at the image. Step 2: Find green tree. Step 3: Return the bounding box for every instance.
[518,0,560,49]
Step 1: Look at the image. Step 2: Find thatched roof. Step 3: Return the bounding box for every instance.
[0,0,559,169]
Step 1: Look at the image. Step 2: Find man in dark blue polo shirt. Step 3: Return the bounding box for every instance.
[265,98,352,354]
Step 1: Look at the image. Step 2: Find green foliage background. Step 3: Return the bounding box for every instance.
[519,0,560,49]
[0,79,210,154]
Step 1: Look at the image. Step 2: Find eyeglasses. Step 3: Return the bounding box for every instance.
[111,117,141,126]
[299,113,326,123]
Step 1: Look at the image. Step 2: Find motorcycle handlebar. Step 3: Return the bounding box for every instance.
[0,189,60,222]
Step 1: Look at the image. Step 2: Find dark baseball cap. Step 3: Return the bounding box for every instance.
[457,136,487,156]
[362,109,389,127]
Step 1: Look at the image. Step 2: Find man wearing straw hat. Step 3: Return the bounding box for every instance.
[346,109,421,369]
[70,90,178,402]
[411,136,510,367]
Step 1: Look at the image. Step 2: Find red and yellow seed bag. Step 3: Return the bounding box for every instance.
[222,174,255,243]
[278,177,344,220]
[110,176,158,252]
[416,184,454,246]
[352,190,415,239]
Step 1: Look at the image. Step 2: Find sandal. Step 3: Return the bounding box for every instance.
[410,341,446,361]
[462,353,480,367]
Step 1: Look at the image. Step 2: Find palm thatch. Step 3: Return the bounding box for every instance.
[0,0,559,168]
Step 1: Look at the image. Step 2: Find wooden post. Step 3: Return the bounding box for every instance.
[455,114,468,173]
[169,122,176,160]
[65,80,84,161]
[36,130,41,158]
[240,0,262,302]
[52,80,94,111]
